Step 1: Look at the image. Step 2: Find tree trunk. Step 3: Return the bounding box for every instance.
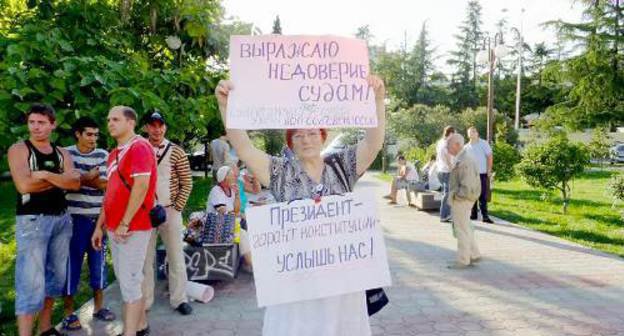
[561,182,570,214]
[120,0,132,24]
[150,5,158,34]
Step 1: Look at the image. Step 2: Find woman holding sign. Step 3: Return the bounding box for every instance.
[215,75,385,336]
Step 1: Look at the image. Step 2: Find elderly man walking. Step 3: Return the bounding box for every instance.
[446,133,482,269]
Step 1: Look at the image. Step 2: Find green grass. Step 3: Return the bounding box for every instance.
[0,177,212,335]
[490,170,624,257]
[373,169,624,257]
[375,172,393,182]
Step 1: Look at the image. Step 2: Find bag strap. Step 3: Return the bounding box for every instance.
[115,150,150,211]
[324,154,351,193]
[157,142,172,166]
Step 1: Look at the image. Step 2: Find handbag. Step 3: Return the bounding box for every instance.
[116,151,166,228]
[324,153,390,316]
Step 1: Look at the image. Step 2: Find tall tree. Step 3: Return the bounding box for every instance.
[447,0,484,110]
[411,22,438,105]
[543,0,624,129]
[257,14,285,155]
[272,15,282,34]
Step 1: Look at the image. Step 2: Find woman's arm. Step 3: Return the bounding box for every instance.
[356,75,386,176]
[215,81,271,187]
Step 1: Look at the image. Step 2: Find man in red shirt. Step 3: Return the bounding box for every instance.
[92,106,156,336]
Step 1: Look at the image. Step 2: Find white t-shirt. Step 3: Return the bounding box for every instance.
[404,163,420,181]
[428,162,441,191]
[207,185,235,214]
[436,138,452,173]
[464,139,493,174]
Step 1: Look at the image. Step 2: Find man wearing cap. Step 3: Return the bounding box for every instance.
[142,111,194,315]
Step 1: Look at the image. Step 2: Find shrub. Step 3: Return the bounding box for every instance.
[404,143,437,167]
[516,134,589,213]
[587,126,611,167]
[608,174,624,220]
[492,141,520,181]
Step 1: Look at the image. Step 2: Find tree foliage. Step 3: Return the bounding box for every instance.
[542,0,624,129]
[587,126,612,165]
[492,141,520,181]
[608,173,624,220]
[516,134,589,213]
[0,0,247,156]
[447,0,483,110]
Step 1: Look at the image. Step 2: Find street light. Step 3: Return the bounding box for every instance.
[477,32,507,143]
[514,8,526,131]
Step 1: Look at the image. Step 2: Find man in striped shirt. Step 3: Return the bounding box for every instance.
[62,117,115,331]
[142,112,194,315]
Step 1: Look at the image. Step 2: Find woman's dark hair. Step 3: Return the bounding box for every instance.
[443,126,455,138]
[72,117,99,138]
[27,103,56,123]
[397,155,406,161]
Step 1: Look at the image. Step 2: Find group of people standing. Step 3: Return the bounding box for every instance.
[9,74,387,336]
[9,104,194,336]
[383,125,494,269]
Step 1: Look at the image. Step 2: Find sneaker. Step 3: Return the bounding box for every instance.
[440,218,452,223]
[175,302,193,316]
[470,215,478,220]
[482,217,494,224]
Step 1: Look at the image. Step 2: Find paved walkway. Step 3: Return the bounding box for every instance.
[66,174,624,336]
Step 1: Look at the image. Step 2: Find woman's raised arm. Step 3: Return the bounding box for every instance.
[356,75,386,176]
[215,80,272,186]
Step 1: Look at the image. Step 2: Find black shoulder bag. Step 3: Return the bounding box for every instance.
[116,151,167,228]
[324,154,390,317]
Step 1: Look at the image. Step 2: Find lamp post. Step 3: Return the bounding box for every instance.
[477,32,508,143]
[514,8,525,130]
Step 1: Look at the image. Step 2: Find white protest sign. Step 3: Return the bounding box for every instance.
[246,191,391,307]
[227,35,377,130]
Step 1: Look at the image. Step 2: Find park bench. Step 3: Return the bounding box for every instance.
[412,190,442,211]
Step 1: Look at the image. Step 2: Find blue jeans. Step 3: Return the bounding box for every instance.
[65,214,107,296]
[438,172,451,220]
[15,213,72,315]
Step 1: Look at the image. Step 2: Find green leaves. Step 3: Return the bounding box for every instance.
[517,134,589,212]
[0,0,227,154]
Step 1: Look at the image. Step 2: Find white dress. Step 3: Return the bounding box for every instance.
[262,147,372,336]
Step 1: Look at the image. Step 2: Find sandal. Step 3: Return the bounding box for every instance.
[93,307,116,322]
[61,314,82,331]
[40,328,67,336]
[137,325,150,336]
